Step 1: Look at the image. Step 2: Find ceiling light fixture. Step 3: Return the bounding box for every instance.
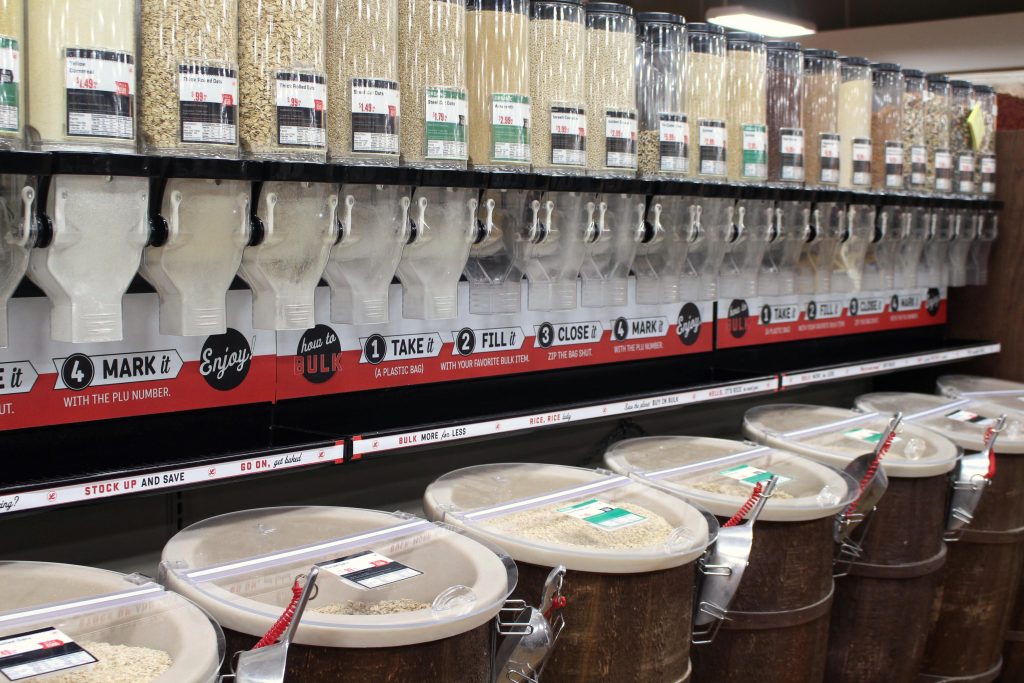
[706,5,817,38]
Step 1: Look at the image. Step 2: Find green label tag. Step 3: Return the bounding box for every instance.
[425,86,467,160]
[719,464,791,486]
[741,123,767,179]
[557,498,646,531]
[843,427,882,444]
[491,93,530,163]
[0,36,19,133]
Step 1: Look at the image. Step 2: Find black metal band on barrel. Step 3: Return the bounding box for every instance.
[1005,630,1024,643]
[957,525,1024,545]
[916,657,1003,683]
[721,583,834,631]
[845,544,947,580]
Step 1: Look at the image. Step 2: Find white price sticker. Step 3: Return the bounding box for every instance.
[275,71,326,148]
[178,63,238,145]
[351,78,400,154]
[319,550,422,589]
[658,112,688,173]
[558,499,647,531]
[719,464,792,486]
[0,35,19,132]
[549,104,586,167]
[851,138,872,186]
[0,628,96,682]
[425,86,468,160]
[604,109,637,169]
[65,48,135,140]
[698,119,727,176]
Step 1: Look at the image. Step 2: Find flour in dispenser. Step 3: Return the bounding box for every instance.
[580,193,644,307]
[237,182,338,330]
[861,204,900,292]
[396,186,477,319]
[515,191,594,311]
[28,175,149,343]
[797,199,844,295]
[758,196,808,296]
[719,197,771,299]
[0,176,30,347]
[681,195,732,303]
[633,195,693,304]
[464,189,526,315]
[140,179,250,336]
[894,204,928,290]
[324,184,409,324]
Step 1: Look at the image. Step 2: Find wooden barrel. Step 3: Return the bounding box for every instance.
[692,516,834,683]
[1001,582,1024,682]
[222,622,492,682]
[515,559,695,683]
[920,452,1024,681]
[827,475,949,683]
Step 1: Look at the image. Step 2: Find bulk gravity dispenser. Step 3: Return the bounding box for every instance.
[517,191,594,311]
[464,189,528,315]
[758,194,809,297]
[719,196,771,299]
[634,194,695,304]
[580,193,645,307]
[0,177,29,347]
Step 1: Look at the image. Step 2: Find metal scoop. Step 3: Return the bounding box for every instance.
[227,566,320,683]
[494,566,567,682]
[692,475,779,644]
[945,414,1007,540]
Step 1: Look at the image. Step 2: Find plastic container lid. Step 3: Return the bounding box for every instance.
[742,404,961,478]
[949,79,973,89]
[927,73,950,84]
[603,437,857,522]
[160,507,515,648]
[872,62,902,72]
[804,48,839,59]
[585,2,634,16]
[855,392,1024,455]
[973,84,995,94]
[841,56,871,67]
[938,375,1024,416]
[902,68,926,78]
[423,463,714,573]
[0,562,223,683]
[767,40,802,51]
[636,11,684,24]
[686,22,725,34]
[726,31,765,44]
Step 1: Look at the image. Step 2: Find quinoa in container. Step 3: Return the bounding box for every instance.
[902,68,927,191]
[726,32,767,183]
[949,79,975,195]
[585,2,637,178]
[635,12,687,179]
[926,74,952,194]
[686,23,728,180]
[766,40,804,185]
[0,0,23,149]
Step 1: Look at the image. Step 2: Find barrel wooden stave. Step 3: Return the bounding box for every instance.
[515,560,694,683]
[222,622,492,683]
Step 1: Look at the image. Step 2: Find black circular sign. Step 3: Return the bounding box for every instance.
[727,299,749,339]
[806,301,818,321]
[297,325,341,384]
[455,328,476,356]
[849,298,860,317]
[200,328,252,391]
[676,303,702,346]
[537,322,555,349]
[61,353,94,391]
[926,288,942,316]
[363,334,387,365]
[612,317,628,341]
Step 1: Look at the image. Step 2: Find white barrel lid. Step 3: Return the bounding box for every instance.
[855,392,1024,454]
[422,463,714,573]
[160,507,515,649]
[0,562,223,683]
[938,375,1024,415]
[742,404,960,478]
[603,436,858,522]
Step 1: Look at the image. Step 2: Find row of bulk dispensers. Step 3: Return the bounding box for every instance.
[0,167,1001,345]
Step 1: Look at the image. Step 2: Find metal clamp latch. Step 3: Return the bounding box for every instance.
[692,476,779,645]
[945,415,1006,541]
[493,566,567,683]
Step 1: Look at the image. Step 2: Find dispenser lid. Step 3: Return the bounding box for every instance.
[937,375,1024,417]
[603,437,857,522]
[160,507,515,649]
[742,404,960,478]
[855,392,1024,454]
[423,463,714,573]
[0,562,223,683]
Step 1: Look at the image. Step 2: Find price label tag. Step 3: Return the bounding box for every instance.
[491,93,530,163]
[558,498,647,531]
[0,36,20,133]
[275,71,326,148]
[935,150,953,192]
[884,141,904,188]
[604,109,637,169]
[741,123,767,179]
[780,128,805,181]
[658,112,688,173]
[819,133,840,184]
[549,104,586,167]
[351,78,400,154]
[851,138,872,186]
[179,63,238,145]
[319,550,422,589]
[698,119,727,176]
[720,464,792,486]
[979,154,996,195]
[843,427,882,444]
[0,628,96,682]
[910,145,927,187]
[65,48,135,140]
[425,86,468,160]
[946,409,997,426]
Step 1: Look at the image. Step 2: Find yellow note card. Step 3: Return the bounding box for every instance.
[967,103,985,152]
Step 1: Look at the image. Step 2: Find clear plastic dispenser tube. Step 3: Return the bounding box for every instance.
[862,205,900,291]
[759,197,808,296]
[949,79,975,196]
[871,62,904,191]
[635,12,687,180]
[685,24,728,181]
[0,0,25,150]
[832,201,875,293]
[465,189,525,315]
[726,32,768,184]
[396,186,478,320]
[140,179,251,337]
[895,205,928,290]
[580,193,644,307]
[516,191,593,311]
[634,195,693,304]
[797,200,844,295]
[27,175,149,343]
[973,84,996,196]
[947,208,975,288]
[802,49,840,189]
[901,69,927,192]
[719,197,771,298]
[838,56,872,190]
[324,184,410,325]
[766,41,804,186]
[682,195,732,301]
[584,2,637,178]
[926,74,952,195]
[239,181,339,330]
[0,175,31,347]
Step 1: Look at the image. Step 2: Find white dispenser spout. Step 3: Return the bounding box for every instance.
[634,196,692,305]
[141,178,251,337]
[396,186,477,320]
[720,199,772,299]
[832,203,875,293]
[799,202,844,296]
[759,201,809,297]
[239,182,338,330]
[895,206,927,290]
[0,180,33,348]
[465,190,525,315]
[947,209,976,288]
[580,194,644,308]
[324,184,410,325]
[517,191,592,312]
[862,206,901,292]
[683,196,732,302]
[27,175,148,343]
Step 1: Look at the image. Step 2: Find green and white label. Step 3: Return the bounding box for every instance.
[0,36,18,132]
[720,464,791,486]
[558,498,646,531]
[946,409,996,426]
[491,93,530,163]
[741,123,767,179]
[843,427,882,444]
[425,86,467,160]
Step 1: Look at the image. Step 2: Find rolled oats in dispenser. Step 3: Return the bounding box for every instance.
[530,0,586,175]
[585,2,637,178]
[973,84,996,196]
[901,69,927,191]
[635,12,687,180]
[927,74,952,194]
[949,79,975,195]
[328,0,400,165]
[726,32,767,183]
[466,0,530,172]
[802,49,840,188]
[0,0,23,149]
[28,0,137,152]
[399,0,467,169]
[239,0,326,161]
[766,41,804,185]
[139,0,239,157]
[685,23,728,181]
[871,62,903,191]
[838,56,872,190]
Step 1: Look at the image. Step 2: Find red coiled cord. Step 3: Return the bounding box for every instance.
[723,482,764,528]
[543,595,567,621]
[844,429,896,519]
[983,424,998,479]
[253,578,304,649]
